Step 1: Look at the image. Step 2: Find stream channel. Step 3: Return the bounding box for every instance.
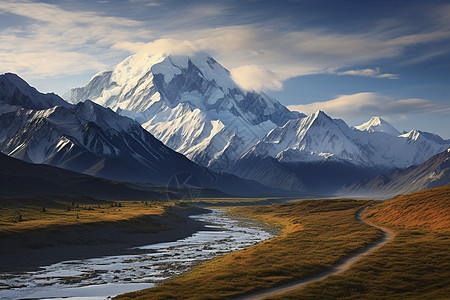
[0,209,276,300]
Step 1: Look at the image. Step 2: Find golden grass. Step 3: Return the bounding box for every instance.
[268,185,450,299]
[0,198,169,235]
[365,185,450,232]
[115,198,380,300]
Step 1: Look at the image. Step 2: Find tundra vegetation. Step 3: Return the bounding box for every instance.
[116,186,450,299]
[115,198,381,299]
[268,185,450,299]
[0,196,169,234]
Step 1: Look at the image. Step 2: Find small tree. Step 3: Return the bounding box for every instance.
[17,213,23,222]
[41,206,46,213]
[67,205,71,212]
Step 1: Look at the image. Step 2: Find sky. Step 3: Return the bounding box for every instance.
[0,0,449,138]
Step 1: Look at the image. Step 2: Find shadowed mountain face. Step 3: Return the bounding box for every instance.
[0,73,279,197]
[0,152,231,200]
[0,152,162,200]
[230,151,384,193]
[338,148,450,197]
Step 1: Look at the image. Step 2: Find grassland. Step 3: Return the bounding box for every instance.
[0,196,171,235]
[265,185,450,299]
[115,198,380,300]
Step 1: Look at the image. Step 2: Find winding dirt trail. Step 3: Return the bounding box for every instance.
[234,206,395,300]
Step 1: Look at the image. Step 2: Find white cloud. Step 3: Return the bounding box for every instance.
[230,65,282,91]
[288,92,450,119]
[1,1,450,92]
[0,0,153,78]
[119,23,449,87]
[113,39,198,57]
[330,67,399,79]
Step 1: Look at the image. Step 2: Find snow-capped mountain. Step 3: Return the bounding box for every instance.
[339,148,450,197]
[252,111,367,164]
[354,116,400,136]
[231,111,450,192]
[64,52,301,169]
[0,73,277,196]
[248,111,450,168]
[0,99,192,183]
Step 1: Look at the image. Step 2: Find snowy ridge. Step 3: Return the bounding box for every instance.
[0,101,168,166]
[65,52,301,169]
[254,111,366,164]
[1,73,69,110]
[247,111,450,169]
[354,116,400,136]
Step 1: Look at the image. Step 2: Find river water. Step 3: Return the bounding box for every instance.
[0,209,275,300]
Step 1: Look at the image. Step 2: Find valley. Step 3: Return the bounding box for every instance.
[0,205,276,299]
[1,3,449,298]
[115,186,450,300]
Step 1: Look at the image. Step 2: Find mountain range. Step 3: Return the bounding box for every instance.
[1,51,449,196]
[231,112,450,192]
[64,52,302,170]
[0,73,276,197]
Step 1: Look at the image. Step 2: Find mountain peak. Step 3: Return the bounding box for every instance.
[313,110,328,117]
[369,116,383,124]
[309,110,333,124]
[63,51,299,169]
[354,116,400,136]
[0,73,70,110]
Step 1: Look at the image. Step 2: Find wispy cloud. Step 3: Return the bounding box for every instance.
[1,0,450,92]
[288,92,450,120]
[117,23,449,88]
[230,65,282,91]
[128,0,161,7]
[329,67,399,79]
[0,0,153,78]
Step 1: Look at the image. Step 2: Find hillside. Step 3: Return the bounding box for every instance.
[269,185,450,299]
[339,148,450,197]
[365,185,450,231]
[0,152,225,200]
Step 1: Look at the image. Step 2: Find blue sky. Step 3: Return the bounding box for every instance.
[0,0,449,137]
